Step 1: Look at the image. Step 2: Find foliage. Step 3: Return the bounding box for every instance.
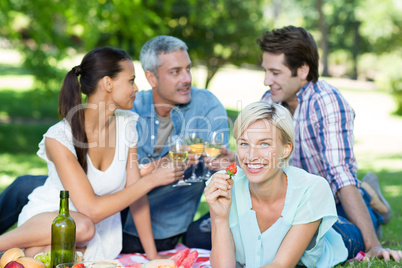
[357,0,402,54]
[374,53,402,115]
[167,0,265,88]
[0,0,265,90]
[1,0,92,91]
[358,51,402,115]
[269,0,401,81]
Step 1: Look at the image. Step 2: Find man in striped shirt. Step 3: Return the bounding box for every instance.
[256,25,400,261]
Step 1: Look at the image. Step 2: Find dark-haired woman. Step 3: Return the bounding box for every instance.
[0,47,183,260]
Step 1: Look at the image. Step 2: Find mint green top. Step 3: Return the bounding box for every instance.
[229,166,348,268]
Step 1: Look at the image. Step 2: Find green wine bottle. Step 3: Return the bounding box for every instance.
[51,190,76,268]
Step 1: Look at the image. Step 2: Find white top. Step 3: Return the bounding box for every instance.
[18,110,139,261]
[228,166,348,268]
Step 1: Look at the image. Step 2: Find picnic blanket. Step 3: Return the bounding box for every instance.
[116,244,211,267]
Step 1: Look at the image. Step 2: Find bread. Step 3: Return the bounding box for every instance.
[0,248,25,268]
[16,257,46,268]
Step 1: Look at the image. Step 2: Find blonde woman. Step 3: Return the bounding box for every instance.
[205,101,348,268]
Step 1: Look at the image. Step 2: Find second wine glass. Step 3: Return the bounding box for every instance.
[168,135,191,187]
[204,131,224,179]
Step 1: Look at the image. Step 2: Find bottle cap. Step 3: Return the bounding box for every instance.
[60,190,69,198]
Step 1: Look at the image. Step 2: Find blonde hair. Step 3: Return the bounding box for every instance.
[233,101,295,168]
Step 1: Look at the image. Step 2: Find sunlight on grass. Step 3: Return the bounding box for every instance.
[0,48,23,64]
[384,185,402,198]
[0,153,47,190]
[0,75,34,90]
[356,153,402,173]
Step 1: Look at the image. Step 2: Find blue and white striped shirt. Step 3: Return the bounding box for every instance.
[261,80,359,197]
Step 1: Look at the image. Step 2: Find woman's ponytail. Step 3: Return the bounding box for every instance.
[58,66,88,173]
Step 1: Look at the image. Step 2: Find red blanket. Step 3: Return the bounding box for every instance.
[116,244,211,267]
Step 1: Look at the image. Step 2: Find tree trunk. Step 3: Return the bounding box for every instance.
[351,21,360,80]
[204,62,220,89]
[316,0,330,77]
[272,0,282,19]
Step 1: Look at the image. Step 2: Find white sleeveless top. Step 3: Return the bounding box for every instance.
[18,110,139,261]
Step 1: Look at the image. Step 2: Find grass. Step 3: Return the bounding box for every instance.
[0,49,401,267]
[0,88,59,120]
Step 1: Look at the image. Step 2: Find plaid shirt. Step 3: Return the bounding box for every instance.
[261,80,359,197]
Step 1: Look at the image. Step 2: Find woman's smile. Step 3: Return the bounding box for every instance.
[245,163,267,173]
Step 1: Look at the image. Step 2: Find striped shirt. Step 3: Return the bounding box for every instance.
[261,80,359,197]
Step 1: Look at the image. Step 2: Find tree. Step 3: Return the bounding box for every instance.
[0,0,265,90]
[177,0,265,88]
[109,0,266,88]
[0,0,170,90]
[316,0,329,77]
[0,0,94,90]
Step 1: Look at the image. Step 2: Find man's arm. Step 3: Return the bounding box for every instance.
[337,186,402,260]
[337,186,380,251]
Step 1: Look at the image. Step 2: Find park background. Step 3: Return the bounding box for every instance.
[0,0,401,267]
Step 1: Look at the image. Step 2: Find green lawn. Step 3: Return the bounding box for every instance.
[0,52,401,267]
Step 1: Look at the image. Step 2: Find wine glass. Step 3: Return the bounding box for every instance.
[204,131,224,179]
[168,135,191,187]
[186,131,204,183]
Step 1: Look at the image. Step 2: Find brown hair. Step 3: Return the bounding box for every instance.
[58,47,131,173]
[257,26,319,83]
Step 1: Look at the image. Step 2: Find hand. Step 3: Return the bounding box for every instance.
[204,146,236,172]
[186,153,201,168]
[150,156,186,186]
[364,246,402,262]
[205,173,234,220]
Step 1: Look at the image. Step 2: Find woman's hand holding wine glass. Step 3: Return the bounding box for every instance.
[147,156,186,186]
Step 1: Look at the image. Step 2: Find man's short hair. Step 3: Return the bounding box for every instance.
[140,35,188,76]
[257,26,319,83]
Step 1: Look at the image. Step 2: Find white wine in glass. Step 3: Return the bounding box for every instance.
[169,151,188,162]
[168,135,191,187]
[204,131,224,179]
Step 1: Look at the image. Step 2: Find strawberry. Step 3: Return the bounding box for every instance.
[72,263,85,268]
[225,162,237,179]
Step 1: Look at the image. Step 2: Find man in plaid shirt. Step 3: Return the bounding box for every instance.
[257,26,399,261]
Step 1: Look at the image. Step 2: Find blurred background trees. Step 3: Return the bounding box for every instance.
[0,0,401,113]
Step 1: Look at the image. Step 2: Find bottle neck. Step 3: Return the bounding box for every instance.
[59,191,70,216]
